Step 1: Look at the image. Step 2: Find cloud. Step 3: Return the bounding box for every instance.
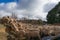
[6,2,17,10]
[18,0,49,20]
[48,0,60,3]
[0,2,18,17]
[0,0,60,21]
[0,10,11,17]
[43,3,57,12]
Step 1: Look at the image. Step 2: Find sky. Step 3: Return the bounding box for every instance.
[0,0,60,21]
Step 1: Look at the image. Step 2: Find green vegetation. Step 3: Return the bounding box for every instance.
[47,2,60,24]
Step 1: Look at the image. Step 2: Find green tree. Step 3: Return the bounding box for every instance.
[47,2,60,24]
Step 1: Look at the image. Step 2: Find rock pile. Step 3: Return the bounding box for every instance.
[0,16,60,40]
[0,16,41,40]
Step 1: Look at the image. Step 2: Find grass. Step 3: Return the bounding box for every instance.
[0,24,6,33]
[0,24,7,40]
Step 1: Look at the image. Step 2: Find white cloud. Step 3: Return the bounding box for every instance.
[0,0,60,21]
[0,2,17,17]
[48,0,60,3]
[6,2,17,10]
[18,0,49,20]
[0,10,11,17]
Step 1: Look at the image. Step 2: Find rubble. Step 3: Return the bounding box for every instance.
[0,16,60,40]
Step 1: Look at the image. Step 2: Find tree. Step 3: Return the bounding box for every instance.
[47,2,60,24]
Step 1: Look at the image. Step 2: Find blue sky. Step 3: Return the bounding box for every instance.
[0,0,18,3]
